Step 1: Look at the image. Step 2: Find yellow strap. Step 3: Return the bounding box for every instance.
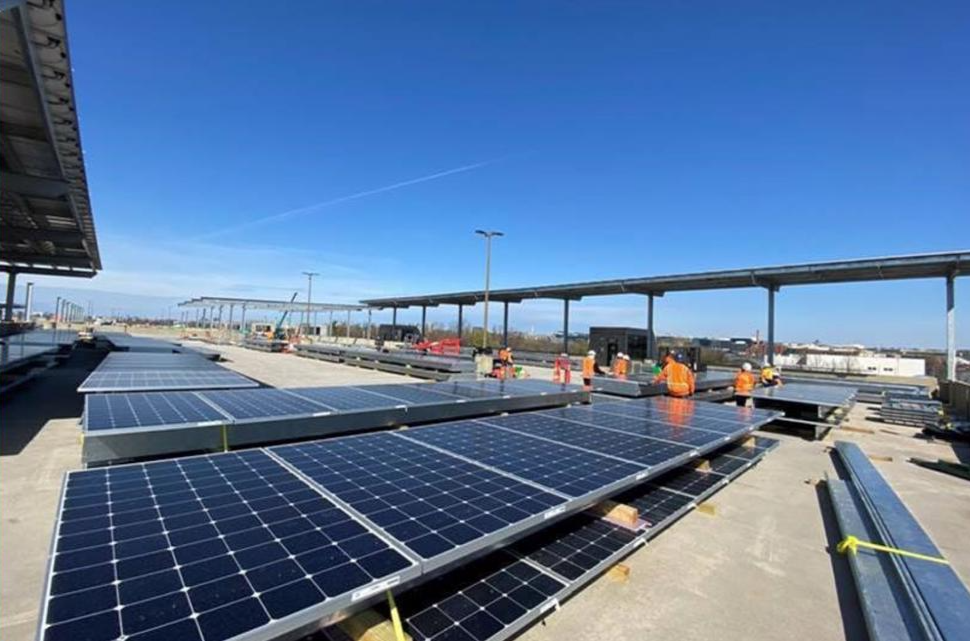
[221,424,229,452]
[386,589,406,641]
[837,535,949,565]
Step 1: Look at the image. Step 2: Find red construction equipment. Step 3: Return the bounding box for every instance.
[412,337,461,356]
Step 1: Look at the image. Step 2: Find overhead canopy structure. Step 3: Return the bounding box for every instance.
[361,251,967,381]
[178,296,366,313]
[0,0,100,278]
[361,251,969,307]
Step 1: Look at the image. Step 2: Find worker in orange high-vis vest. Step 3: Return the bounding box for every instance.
[611,352,625,377]
[553,353,572,384]
[582,350,605,390]
[653,353,695,397]
[733,362,756,406]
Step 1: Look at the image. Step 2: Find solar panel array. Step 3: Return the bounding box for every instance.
[44,398,780,641]
[387,437,780,641]
[746,382,857,408]
[81,380,587,465]
[78,353,258,394]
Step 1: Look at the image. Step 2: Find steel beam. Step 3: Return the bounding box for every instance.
[563,299,570,354]
[4,271,16,321]
[0,225,85,244]
[457,304,463,341]
[2,252,93,268]
[946,274,956,381]
[391,307,397,327]
[421,305,427,338]
[0,171,69,199]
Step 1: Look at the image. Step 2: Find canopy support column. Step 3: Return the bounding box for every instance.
[4,271,17,321]
[502,302,509,346]
[562,299,570,354]
[421,305,427,338]
[647,293,655,359]
[766,286,777,366]
[946,273,956,381]
[457,304,463,342]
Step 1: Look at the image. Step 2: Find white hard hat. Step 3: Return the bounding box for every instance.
[587,350,596,356]
[623,354,631,360]
[742,362,752,371]
[560,352,568,357]
[617,352,624,358]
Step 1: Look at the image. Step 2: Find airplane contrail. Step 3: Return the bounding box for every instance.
[195,157,505,240]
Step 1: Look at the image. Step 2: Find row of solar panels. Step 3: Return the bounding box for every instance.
[373,436,780,641]
[295,344,473,372]
[81,379,588,464]
[41,397,781,641]
[79,352,257,394]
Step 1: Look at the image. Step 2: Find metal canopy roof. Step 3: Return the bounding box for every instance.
[361,251,969,308]
[0,0,100,277]
[178,296,366,313]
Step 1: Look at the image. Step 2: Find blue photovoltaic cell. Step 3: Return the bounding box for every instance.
[475,413,693,466]
[97,353,220,371]
[540,406,730,447]
[85,393,227,431]
[271,433,566,562]
[423,382,499,400]
[198,389,329,421]
[42,450,414,641]
[285,387,403,412]
[402,421,645,497]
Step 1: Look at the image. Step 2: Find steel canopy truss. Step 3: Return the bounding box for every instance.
[0,1,100,277]
[178,297,366,314]
[360,251,969,307]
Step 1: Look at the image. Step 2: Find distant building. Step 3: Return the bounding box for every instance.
[774,353,925,377]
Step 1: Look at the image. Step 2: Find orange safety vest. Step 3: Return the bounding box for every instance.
[734,370,756,393]
[657,362,695,397]
[582,356,596,379]
[615,358,628,378]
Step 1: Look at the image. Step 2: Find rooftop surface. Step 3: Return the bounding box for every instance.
[1,341,968,641]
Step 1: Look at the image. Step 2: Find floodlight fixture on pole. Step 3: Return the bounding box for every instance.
[302,271,319,336]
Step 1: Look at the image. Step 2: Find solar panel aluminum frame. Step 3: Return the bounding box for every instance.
[81,385,590,466]
[37,456,425,641]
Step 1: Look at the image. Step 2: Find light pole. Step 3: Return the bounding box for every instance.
[474,229,503,349]
[302,271,319,337]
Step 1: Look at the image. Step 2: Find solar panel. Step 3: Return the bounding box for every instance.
[591,398,775,433]
[359,384,464,406]
[475,413,695,466]
[84,392,229,432]
[285,386,406,412]
[80,383,590,466]
[389,437,780,641]
[393,552,565,641]
[199,389,330,421]
[539,406,734,448]
[747,382,857,408]
[78,371,258,393]
[97,353,220,371]
[400,421,647,498]
[270,434,567,568]
[40,450,418,641]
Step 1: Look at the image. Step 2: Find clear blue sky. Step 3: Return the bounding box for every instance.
[13,1,970,347]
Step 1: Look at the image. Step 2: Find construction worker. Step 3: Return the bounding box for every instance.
[653,352,695,398]
[502,347,515,380]
[582,350,605,390]
[553,353,572,384]
[611,352,626,378]
[733,362,757,406]
[760,364,783,387]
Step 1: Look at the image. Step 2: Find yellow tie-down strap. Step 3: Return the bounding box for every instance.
[837,535,949,565]
[387,589,406,641]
